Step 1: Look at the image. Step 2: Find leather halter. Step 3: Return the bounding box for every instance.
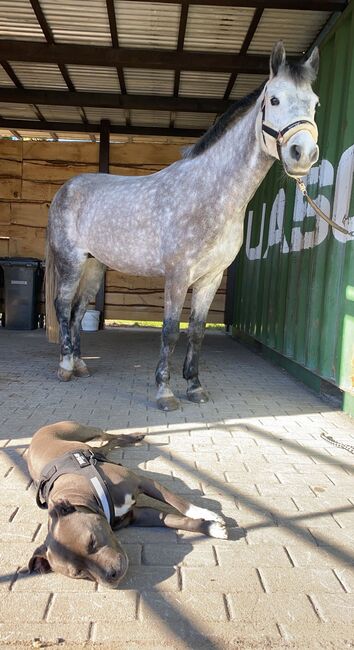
[260,88,352,238]
[260,89,318,160]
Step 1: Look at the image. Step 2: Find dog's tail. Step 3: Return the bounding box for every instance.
[45,237,59,343]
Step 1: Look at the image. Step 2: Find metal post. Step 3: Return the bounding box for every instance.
[224,258,237,330]
[95,119,110,328]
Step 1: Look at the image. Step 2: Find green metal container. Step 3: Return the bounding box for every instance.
[233,3,354,416]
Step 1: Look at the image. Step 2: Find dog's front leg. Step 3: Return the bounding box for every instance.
[131,506,227,539]
[137,476,227,534]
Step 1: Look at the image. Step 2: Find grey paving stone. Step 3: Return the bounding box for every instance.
[1,328,354,648]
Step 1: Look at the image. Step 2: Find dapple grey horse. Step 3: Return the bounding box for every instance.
[45,42,320,411]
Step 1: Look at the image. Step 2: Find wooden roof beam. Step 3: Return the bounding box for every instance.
[0,88,233,113]
[0,40,270,73]
[0,118,204,138]
[224,7,264,99]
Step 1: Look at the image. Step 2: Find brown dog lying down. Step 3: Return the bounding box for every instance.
[26,421,228,588]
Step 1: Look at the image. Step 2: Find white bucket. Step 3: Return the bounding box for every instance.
[81,310,100,331]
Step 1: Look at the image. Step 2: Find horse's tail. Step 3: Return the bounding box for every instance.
[45,237,59,343]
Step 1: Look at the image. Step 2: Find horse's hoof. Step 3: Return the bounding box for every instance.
[187,388,209,404]
[74,365,90,378]
[57,367,73,382]
[157,396,180,411]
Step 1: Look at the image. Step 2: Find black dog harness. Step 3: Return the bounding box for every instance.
[36,449,116,525]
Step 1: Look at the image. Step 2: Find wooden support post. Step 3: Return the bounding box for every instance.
[95,119,110,328]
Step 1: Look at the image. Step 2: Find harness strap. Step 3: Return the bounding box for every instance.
[36,449,116,525]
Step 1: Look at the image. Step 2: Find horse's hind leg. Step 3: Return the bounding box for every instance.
[54,252,86,382]
[155,276,189,411]
[70,258,105,378]
[183,271,223,403]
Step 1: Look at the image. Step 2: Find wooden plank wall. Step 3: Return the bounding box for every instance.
[0,139,226,323]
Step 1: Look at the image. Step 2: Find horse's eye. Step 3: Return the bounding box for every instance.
[270,97,280,106]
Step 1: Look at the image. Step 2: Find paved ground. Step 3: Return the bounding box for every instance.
[0,327,354,649]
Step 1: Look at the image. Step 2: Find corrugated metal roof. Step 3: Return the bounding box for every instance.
[10,62,67,90]
[84,107,126,125]
[0,66,15,87]
[0,2,341,138]
[174,112,216,129]
[179,71,229,98]
[54,132,96,141]
[0,102,38,120]
[51,131,94,142]
[0,129,54,139]
[130,110,171,127]
[37,105,83,122]
[40,0,112,45]
[124,69,174,95]
[66,65,120,92]
[115,1,181,49]
[184,5,255,53]
[230,74,267,100]
[249,9,331,55]
[0,0,45,41]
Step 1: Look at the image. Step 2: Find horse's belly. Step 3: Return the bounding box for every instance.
[88,244,164,277]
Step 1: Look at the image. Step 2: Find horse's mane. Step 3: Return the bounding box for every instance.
[183,56,315,160]
[183,82,266,160]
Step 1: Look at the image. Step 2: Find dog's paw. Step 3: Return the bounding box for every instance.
[131,432,145,442]
[186,505,224,523]
[207,521,228,539]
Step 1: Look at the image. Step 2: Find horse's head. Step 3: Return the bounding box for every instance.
[259,41,320,178]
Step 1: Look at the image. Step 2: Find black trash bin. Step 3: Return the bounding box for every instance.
[0,258,43,330]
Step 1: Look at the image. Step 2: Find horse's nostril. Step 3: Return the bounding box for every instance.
[290,144,302,162]
[108,568,118,580]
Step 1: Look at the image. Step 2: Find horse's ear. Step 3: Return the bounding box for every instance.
[270,41,286,77]
[304,47,319,80]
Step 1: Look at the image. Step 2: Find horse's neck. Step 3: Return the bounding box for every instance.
[194,101,273,213]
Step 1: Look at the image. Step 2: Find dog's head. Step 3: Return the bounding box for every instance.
[26,498,129,588]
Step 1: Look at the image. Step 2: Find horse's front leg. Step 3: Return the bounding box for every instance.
[155,276,189,411]
[183,271,223,403]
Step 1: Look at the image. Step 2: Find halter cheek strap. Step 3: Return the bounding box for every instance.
[261,93,318,160]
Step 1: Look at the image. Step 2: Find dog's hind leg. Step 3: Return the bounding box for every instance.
[50,422,144,450]
[131,506,228,539]
[97,432,145,456]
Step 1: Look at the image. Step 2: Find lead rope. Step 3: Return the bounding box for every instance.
[321,431,354,455]
[296,179,354,237]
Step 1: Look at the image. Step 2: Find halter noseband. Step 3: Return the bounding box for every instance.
[260,90,318,160]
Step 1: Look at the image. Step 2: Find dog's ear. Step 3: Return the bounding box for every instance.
[23,543,52,574]
[49,499,76,518]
